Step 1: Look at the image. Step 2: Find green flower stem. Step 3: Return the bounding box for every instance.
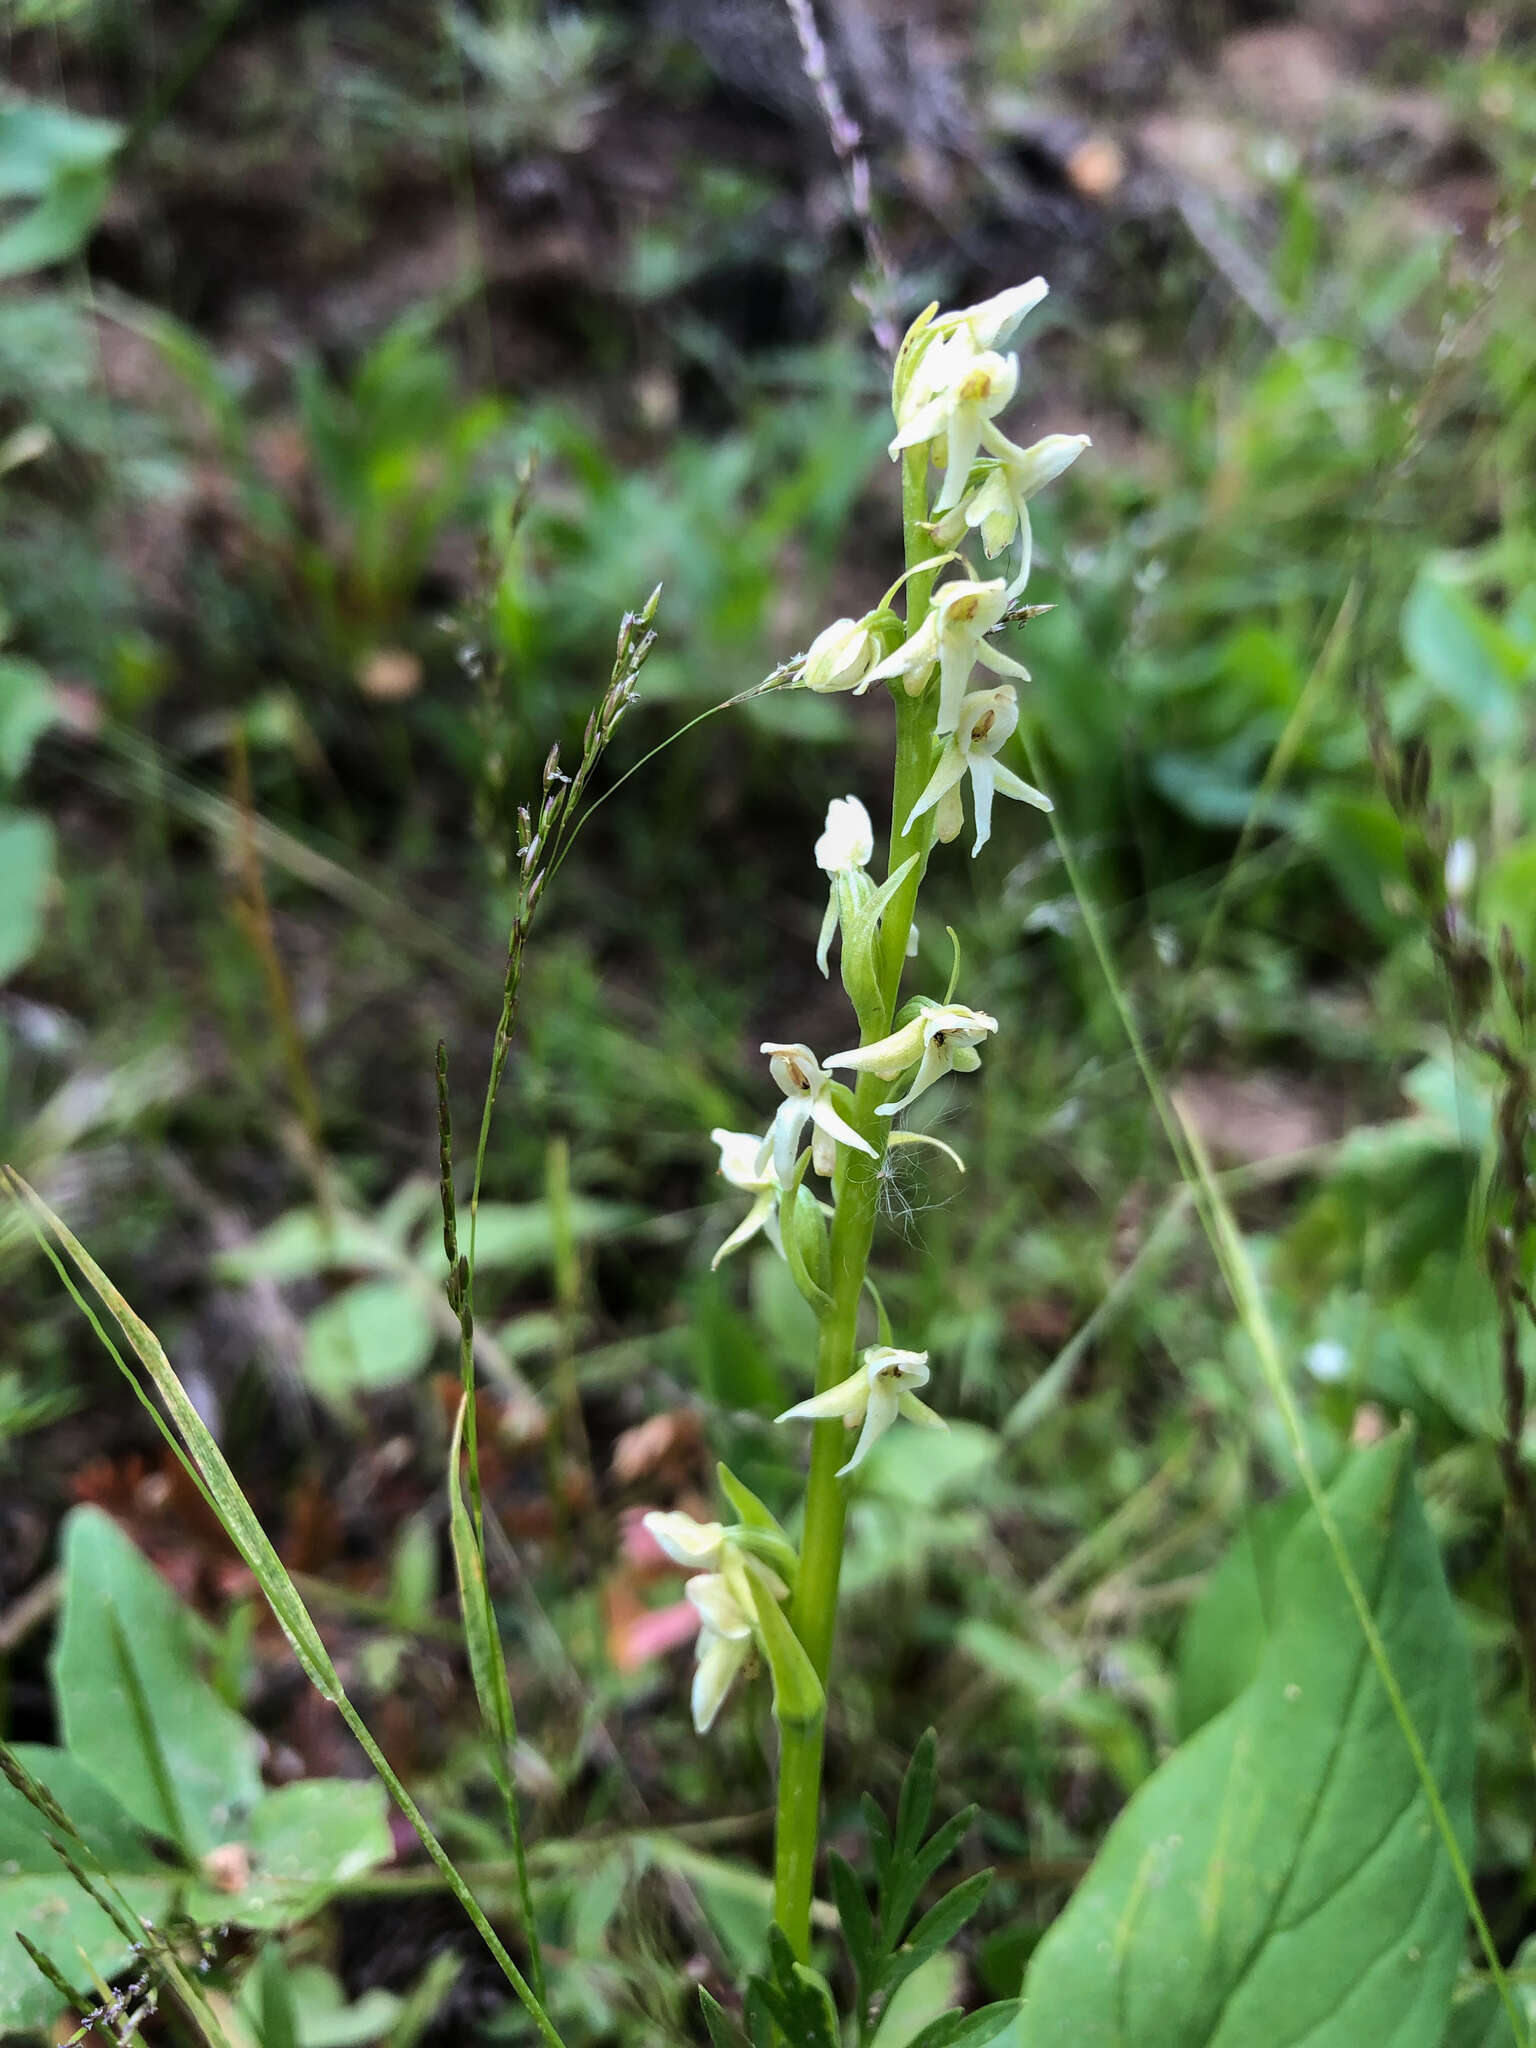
[772,448,938,1960]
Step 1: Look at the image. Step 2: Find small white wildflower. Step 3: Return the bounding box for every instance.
[826,1002,998,1118]
[863,577,1030,735]
[904,685,1051,855]
[929,432,1090,600]
[759,1042,876,1181]
[776,1345,946,1476]
[1444,837,1476,904]
[1305,1340,1350,1385]
[709,1128,782,1269]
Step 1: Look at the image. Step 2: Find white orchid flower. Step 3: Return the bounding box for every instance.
[891,344,1020,516]
[683,1550,788,1733]
[804,614,883,694]
[929,433,1090,600]
[905,685,1051,855]
[862,578,1029,735]
[709,1127,783,1269]
[777,1345,947,1477]
[814,794,875,977]
[827,1001,998,1118]
[759,1042,876,1182]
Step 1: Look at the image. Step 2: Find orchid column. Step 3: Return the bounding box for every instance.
[663,280,1086,1961]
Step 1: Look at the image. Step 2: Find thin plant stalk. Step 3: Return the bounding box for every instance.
[773,449,941,1957]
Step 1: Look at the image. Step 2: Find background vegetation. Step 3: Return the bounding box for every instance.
[3,0,1536,2041]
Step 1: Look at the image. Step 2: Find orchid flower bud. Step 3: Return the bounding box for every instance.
[905,685,1052,854]
[814,794,875,979]
[802,611,895,694]
[776,1345,947,1476]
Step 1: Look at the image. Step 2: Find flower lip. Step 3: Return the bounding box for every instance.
[762,1041,817,1096]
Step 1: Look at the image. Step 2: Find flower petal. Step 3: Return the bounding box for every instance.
[837,1379,901,1474]
[711,1188,779,1270]
[692,1629,750,1733]
[776,1368,869,1426]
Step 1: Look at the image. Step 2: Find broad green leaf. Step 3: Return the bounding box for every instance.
[467,1196,635,1269]
[53,1505,263,1855]
[0,98,121,199]
[1401,571,1524,743]
[0,807,53,980]
[0,1744,172,2034]
[238,1961,402,2048]
[0,656,57,779]
[0,161,112,279]
[1176,1495,1307,1737]
[303,1278,436,1397]
[1018,1436,1475,2048]
[215,1207,392,1283]
[183,1780,392,1928]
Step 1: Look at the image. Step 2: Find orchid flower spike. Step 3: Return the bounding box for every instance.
[827,1001,998,1117]
[905,685,1052,855]
[777,1345,947,1476]
[862,577,1029,735]
[803,613,886,695]
[759,1042,876,1182]
[929,432,1090,601]
[814,794,875,977]
[709,1128,782,1269]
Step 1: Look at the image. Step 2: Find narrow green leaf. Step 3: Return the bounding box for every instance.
[883,1870,990,2000]
[699,1988,753,2048]
[906,2000,1022,2048]
[746,1577,824,1731]
[894,1731,938,1864]
[829,1847,877,2017]
[883,1806,977,1954]
[1019,1438,1475,2048]
[716,1461,789,1541]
